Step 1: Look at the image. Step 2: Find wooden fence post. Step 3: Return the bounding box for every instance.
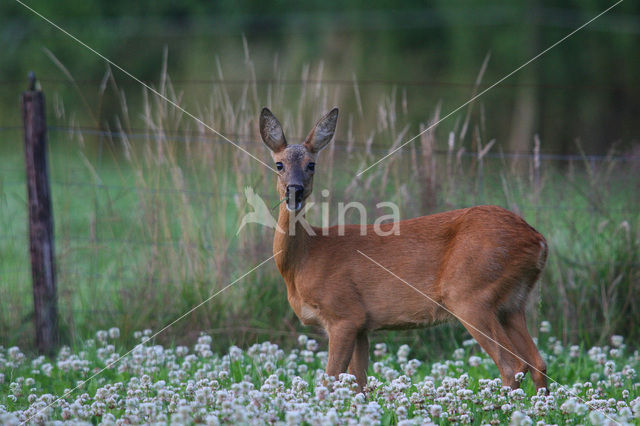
[21,72,58,355]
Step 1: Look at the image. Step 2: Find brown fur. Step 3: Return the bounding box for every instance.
[260,108,549,392]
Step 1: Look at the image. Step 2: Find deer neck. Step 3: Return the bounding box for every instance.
[273,203,311,281]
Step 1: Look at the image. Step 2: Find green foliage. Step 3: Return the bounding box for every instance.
[0,58,638,359]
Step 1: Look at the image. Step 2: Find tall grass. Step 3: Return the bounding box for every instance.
[0,55,637,355]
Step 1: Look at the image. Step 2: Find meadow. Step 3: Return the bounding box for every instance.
[1,326,638,424]
[0,62,638,423]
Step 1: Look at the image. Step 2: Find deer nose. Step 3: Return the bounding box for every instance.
[285,185,304,211]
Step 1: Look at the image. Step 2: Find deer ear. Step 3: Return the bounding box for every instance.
[304,108,338,153]
[259,108,287,153]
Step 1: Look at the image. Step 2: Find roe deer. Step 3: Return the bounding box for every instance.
[259,107,549,392]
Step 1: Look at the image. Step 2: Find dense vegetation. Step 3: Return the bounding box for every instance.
[0,3,638,423]
[0,65,637,354]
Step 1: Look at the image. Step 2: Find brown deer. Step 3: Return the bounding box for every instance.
[259,107,549,392]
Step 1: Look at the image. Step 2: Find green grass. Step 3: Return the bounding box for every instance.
[0,68,638,358]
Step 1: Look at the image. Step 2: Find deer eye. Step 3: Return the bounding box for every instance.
[307,162,315,171]
[275,162,284,171]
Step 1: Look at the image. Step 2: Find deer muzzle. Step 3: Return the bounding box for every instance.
[285,185,304,211]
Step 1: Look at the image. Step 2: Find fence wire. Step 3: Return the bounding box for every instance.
[1,124,638,162]
[1,121,638,312]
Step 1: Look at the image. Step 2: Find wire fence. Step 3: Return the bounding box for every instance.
[0,125,638,220]
[0,126,640,272]
[1,89,638,349]
[1,124,638,162]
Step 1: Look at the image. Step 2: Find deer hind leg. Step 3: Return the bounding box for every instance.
[502,310,547,390]
[348,331,369,392]
[451,304,526,389]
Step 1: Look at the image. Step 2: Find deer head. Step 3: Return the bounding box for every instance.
[259,107,338,211]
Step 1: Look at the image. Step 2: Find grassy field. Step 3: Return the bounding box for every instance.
[0,66,638,425]
[1,67,638,353]
[1,327,638,424]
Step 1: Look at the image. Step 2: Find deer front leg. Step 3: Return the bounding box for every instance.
[348,331,369,392]
[326,322,358,383]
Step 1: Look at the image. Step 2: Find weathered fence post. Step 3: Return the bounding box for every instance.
[21,72,58,355]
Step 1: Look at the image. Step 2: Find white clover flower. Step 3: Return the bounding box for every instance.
[611,335,624,348]
[429,404,442,418]
[403,359,421,376]
[316,351,328,366]
[391,406,406,421]
[588,410,605,425]
[300,350,314,363]
[175,345,189,357]
[560,398,577,414]
[539,321,551,333]
[205,414,220,426]
[262,361,275,374]
[514,372,525,383]
[622,366,636,379]
[604,360,616,376]
[297,334,308,347]
[468,356,482,367]
[618,406,633,421]
[384,367,400,382]
[8,347,25,363]
[305,339,318,352]
[569,345,580,358]
[508,388,526,400]
[108,327,120,339]
[1,327,637,424]
[197,334,212,345]
[397,344,411,362]
[453,348,465,360]
[229,345,243,362]
[0,413,20,425]
[325,409,339,423]
[459,413,471,424]
[315,386,329,401]
[510,410,533,425]
[95,330,108,344]
[553,342,564,355]
[374,343,387,357]
[575,403,588,416]
[285,410,302,425]
[588,346,608,365]
[609,348,621,359]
